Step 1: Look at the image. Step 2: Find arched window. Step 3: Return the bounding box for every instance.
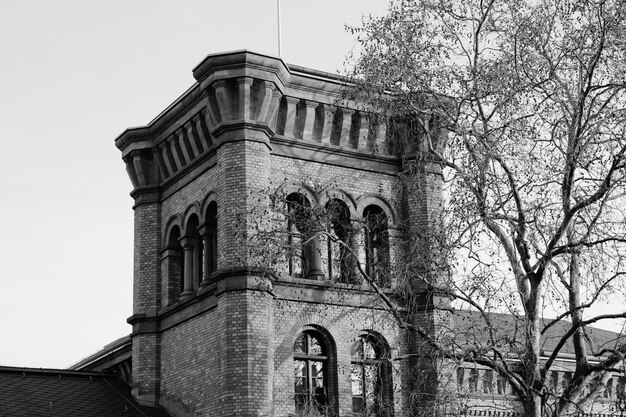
[181,214,202,298]
[363,205,390,287]
[468,368,478,393]
[482,369,493,394]
[326,199,354,283]
[163,225,183,305]
[617,376,626,401]
[350,334,393,416]
[287,193,312,277]
[604,377,614,399]
[202,201,217,281]
[294,331,328,411]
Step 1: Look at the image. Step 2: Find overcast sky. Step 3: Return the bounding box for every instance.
[2,0,624,370]
[0,0,388,368]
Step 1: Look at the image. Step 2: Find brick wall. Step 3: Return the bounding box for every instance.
[132,332,161,406]
[216,140,271,269]
[214,289,274,416]
[133,202,162,315]
[270,292,405,416]
[160,310,220,415]
[131,201,162,406]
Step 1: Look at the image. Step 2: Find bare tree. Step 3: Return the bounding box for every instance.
[339,0,626,415]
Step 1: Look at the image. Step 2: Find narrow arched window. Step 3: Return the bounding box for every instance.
[294,331,328,411]
[326,199,354,283]
[180,214,202,297]
[497,373,508,395]
[163,225,183,305]
[287,193,312,277]
[363,205,389,287]
[468,368,478,393]
[605,377,614,399]
[617,376,626,401]
[203,202,218,280]
[350,334,393,416]
[482,369,493,394]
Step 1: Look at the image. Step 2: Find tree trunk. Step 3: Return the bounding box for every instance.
[523,277,543,417]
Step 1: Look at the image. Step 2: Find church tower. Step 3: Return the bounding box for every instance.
[116,50,449,417]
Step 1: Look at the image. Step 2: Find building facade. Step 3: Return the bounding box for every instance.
[111,50,452,417]
[100,50,624,417]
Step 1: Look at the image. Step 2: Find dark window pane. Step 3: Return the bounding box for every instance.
[313,386,326,406]
[294,332,328,410]
[294,360,307,393]
[295,394,307,410]
[364,205,390,287]
[618,376,626,396]
[353,397,365,413]
[497,374,507,395]
[469,368,478,393]
[483,370,493,394]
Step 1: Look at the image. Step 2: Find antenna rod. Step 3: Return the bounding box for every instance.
[277,0,282,57]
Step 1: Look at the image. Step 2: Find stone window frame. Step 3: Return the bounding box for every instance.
[286,192,314,278]
[325,197,356,283]
[162,221,184,306]
[161,193,219,306]
[362,204,391,288]
[356,195,397,289]
[318,189,358,284]
[294,329,333,413]
[350,332,394,417]
[200,196,218,280]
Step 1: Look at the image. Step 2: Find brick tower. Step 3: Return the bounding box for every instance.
[115,50,449,417]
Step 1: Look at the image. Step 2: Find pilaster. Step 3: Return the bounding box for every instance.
[130,189,162,408]
[400,125,453,415]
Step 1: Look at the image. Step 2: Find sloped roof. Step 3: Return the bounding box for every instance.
[68,335,131,371]
[0,366,171,417]
[453,310,625,357]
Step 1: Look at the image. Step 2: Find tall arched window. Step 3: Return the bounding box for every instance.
[326,199,354,283]
[294,331,328,411]
[287,193,312,277]
[202,201,217,281]
[350,334,393,416]
[181,214,201,298]
[363,205,390,287]
[163,225,183,305]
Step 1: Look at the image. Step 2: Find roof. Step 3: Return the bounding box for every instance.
[68,334,131,371]
[0,366,171,417]
[453,310,625,358]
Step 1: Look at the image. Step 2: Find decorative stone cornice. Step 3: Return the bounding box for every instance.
[192,50,290,93]
[116,50,442,200]
[127,314,159,335]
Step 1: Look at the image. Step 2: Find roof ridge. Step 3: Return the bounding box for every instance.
[0,365,117,377]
